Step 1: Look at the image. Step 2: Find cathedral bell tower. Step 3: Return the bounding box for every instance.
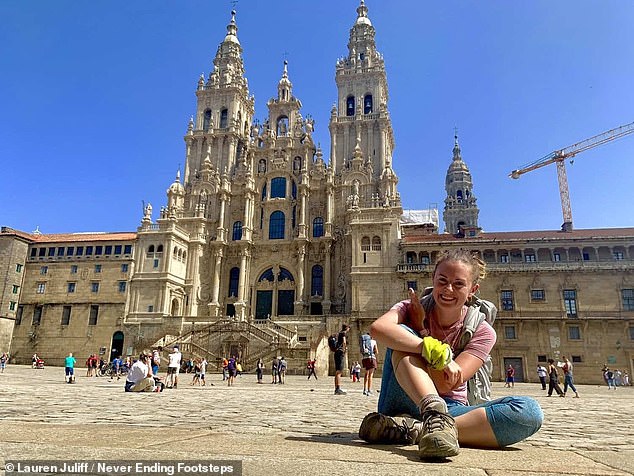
[443,134,481,236]
[329,1,402,318]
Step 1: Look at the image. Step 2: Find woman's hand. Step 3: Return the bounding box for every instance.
[443,360,463,389]
[428,360,463,393]
[408,288,424,326]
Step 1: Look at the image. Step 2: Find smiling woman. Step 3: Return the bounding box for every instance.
[361,249,543,460]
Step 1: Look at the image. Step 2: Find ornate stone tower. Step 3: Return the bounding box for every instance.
[443,134,480,235]
[330,1,403,318]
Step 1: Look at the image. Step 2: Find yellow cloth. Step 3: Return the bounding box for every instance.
[421,336,453,370]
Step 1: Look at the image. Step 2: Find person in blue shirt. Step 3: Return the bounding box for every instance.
[64,352,76,383]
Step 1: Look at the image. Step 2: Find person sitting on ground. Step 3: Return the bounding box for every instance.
[359,249,543,460]
[125,350,163,392]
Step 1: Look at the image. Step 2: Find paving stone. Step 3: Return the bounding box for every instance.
[0,365,632,475]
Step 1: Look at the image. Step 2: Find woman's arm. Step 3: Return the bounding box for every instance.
[370,306,424,355]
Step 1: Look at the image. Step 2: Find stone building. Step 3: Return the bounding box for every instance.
[2,2,633,383]
[7,232,136,366]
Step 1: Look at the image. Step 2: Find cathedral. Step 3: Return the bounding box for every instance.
[2,2,633,384]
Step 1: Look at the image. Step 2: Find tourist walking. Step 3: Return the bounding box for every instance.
[536,364,547,390]
[504,365,515,388]
[605,368,616,389]
[547,359,564,397]
[278,356,287,384]
[271,356,279,384]
[307,359,317,380]
[200,358,210,386]
[166,346,182,389]
[227,355,237,386]
[64,352,76,384]
[151,347,162,376]
[361,335,378,396]
[561,356,579,398]
[0,352,8,372]
[358,250,543,459]
[256,358,264,383]
[333,324,350,395]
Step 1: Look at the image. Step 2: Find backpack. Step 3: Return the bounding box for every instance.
[327,334,338,352]
[359,334,373,358]
[420,287,497,405]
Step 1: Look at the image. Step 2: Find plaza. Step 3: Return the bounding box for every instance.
[0,364,633,475]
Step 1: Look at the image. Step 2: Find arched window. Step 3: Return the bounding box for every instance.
[406,251,417,263]
[311,265,323,296]
[220,108,228,128]
[278,267,294,282]
[346,96,355,116]
[364,94,373,114]
[173,246,178,256]
[182,250,187,260]
[258,268,274,282]
[371,236,382,251]
[232,221,243,241]
[228,267,239,297]
[361,237,371,251]
[156,245,163,253]
[313,217,324,238]
[148,245,155,253]
[456,190,463,200]
[269,211,285,239]
[276,115,289,136]
[203,109,212,131]
[270,177,286,198]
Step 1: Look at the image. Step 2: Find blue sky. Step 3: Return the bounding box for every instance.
[2,1,633,234]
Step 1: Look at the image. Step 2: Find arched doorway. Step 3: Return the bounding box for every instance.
[110,331,124,362]
[254,267,295,319]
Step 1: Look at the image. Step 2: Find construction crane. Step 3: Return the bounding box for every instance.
[510,121,634,232]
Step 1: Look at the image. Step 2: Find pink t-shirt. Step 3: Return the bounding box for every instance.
[391,299,497,404]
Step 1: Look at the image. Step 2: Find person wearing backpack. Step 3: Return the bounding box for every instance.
[358,249,543,460]
[360,333,379,396]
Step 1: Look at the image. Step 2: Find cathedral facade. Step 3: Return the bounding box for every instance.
[2,2,633,384]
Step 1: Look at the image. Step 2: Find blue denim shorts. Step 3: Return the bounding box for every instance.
[377,324,543,447]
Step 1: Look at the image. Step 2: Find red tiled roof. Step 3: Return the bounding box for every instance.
[30,232,137,243]
[402,227,634,244]
[0,227,137,244]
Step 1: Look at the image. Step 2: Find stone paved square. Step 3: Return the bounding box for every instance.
[1,365,633,475]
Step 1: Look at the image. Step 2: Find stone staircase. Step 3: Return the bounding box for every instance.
[153,318,299,368]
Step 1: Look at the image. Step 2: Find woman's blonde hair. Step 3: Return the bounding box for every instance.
[432,249,486,285]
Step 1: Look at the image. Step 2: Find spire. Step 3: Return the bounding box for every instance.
[224,10,240,45]
[212,9,248,90]
[277,60,292,101]
[453,129,462,160]
[356,0,372,26]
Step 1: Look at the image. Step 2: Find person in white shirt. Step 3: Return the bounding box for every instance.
[200,358,210,386]
[166,346,182,389]
[536,365,547,390]
[125,351,159,392]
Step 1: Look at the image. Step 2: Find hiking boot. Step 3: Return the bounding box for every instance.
[417,409,460,459]
[359,412,424,445]
[334,388,347,395]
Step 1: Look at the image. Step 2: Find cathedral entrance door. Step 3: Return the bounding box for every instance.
[277,290,295,315]
[256,290,273,319]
